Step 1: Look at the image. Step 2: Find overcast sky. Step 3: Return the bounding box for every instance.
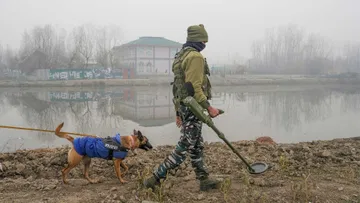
[0,0,359,64]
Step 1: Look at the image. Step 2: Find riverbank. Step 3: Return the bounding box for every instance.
[1,75,360,87]
[1,137,359,203]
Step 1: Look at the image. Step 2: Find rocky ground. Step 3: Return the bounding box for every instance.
[1,137,360,203]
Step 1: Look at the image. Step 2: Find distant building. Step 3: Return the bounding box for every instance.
[17,50,48,75]
[112,36,182,78]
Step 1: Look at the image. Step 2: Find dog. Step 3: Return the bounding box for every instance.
[54,122,153,184]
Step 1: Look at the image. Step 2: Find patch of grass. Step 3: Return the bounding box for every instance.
[220,177,232,203]
[259,193,270,203]
[147,172,170,203]
[290,172,313,202]
[251,191,270,203]
[236,189,270,203]
[279,154,289,170]
[240,169,250,185]
[136,167,150,190]
[344,166,359,182]
[137,170,172,203]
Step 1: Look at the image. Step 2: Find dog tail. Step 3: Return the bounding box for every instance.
[55,122,74,143]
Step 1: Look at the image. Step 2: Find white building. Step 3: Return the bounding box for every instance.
[112,36,182,78]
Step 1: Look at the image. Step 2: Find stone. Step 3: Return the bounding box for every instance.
[340,195,349,201]
[50,157,62,165]
[119,195,126,202]
[318,150,331,158]
[26,176,35,182]
[15,163,26,174]
[197,194,205,200]
[44,184,56,190]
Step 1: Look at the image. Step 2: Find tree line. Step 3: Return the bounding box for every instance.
[0,23,123,71]
[0,23,359,75]
[249,24,360,75]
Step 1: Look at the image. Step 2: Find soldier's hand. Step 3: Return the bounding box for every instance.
[176,116,182,128]
[207,106,220,118]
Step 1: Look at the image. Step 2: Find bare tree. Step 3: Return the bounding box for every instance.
[95,24,123,69]
[66,28,83,68]
[3,45,18,69]
[342,43,360,73]
[72,24,96,68]
[0,44,3,63]
[18,24,68,69]
[19,31,35,60]
[249,24,334,75]
[16,23,124,71]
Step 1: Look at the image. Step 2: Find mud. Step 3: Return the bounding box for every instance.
[1,137,360,203]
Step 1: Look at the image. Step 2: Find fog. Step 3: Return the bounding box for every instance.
[1,0,360,64]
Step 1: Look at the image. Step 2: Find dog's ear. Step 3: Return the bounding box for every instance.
[133,129,137,135]
[137,131,144,140]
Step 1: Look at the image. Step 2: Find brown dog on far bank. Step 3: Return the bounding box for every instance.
[54,122,153,184]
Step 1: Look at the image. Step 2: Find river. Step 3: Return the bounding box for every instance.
[0,85,360,152]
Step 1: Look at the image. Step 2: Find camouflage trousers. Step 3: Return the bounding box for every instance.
[153,104,209,180]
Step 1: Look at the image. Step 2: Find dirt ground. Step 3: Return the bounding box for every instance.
[1,137,360,203]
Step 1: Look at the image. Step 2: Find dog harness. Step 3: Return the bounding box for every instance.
[73,133,129,160]
[102,134,129,160]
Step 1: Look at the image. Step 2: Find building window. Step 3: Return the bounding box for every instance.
[145,47,153,57]
[138,61,144,72]
[146,61,153,72]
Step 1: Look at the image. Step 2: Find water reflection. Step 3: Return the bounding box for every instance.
[0,85,360,152]
[0,87,176,152]
[246,90,333,132]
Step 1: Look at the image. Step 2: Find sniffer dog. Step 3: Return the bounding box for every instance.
[54,122,153,184]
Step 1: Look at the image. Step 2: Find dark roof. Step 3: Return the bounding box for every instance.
[17,50,48,74]
[114,37,182,49]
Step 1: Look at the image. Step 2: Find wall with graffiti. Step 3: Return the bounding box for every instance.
[48,68,122,80]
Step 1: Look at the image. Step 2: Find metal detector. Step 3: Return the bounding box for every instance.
[180,83,268,174]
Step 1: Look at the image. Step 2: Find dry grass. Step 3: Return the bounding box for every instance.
[220,177,232,202]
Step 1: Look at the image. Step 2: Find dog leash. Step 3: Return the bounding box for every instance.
[0,125,98,138]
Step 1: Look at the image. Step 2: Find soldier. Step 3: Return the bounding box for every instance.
[143,24,221,191]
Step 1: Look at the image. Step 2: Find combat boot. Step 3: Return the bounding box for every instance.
[143,175,161,191]
[199,177,221,191]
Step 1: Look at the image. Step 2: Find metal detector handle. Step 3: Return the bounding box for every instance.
[208,121,255,173]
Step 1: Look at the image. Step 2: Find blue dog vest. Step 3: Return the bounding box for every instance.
[73,133,128,159]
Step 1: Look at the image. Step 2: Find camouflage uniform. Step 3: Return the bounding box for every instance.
[153,104,208,180]
[144,24,220,192]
